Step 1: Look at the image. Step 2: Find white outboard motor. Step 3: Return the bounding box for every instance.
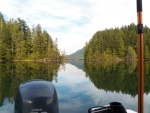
[14,79,59,113]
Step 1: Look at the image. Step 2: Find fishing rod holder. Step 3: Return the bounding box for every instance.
[88,102,127,113]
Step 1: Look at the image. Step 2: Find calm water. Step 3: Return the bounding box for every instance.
[0,61,150,113]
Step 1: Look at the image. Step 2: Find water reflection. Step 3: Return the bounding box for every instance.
[0,62,60,108]
[0,61,150,113]
[66,60,150,113]
[53,63,89,113]
[84,61,138,96]
[54,63,137,113]
[67,60,84,72]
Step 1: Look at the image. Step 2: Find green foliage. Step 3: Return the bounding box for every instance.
[0,12,64,60]
[84,23,150,60]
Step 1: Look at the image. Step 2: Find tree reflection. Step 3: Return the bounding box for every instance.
[84,61,139,97]
[0,61,61,106]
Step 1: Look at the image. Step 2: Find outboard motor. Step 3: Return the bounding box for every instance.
[88,102,127,113]
[15,79,59,113]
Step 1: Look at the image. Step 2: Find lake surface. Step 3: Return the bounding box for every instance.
[0,61,150,113]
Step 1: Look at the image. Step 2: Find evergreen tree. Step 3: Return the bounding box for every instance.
[0,12,62,61]
[0,14,12,60]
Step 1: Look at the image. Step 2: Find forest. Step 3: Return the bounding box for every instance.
[0,12,65,61]
[84,23,150,60]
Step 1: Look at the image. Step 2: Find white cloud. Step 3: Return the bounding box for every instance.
[0,0,149,54]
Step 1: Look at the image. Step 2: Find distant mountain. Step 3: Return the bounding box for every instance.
[66,47,84,59]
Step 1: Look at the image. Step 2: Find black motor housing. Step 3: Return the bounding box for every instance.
[88,102,127,113]
[15,79,59,113]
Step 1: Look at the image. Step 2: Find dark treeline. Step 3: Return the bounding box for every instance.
[0,12,65,61]
[84,23,150,60]
[84,61,150,97]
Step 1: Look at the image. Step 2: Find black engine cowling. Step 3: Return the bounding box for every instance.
[15,79,59,113]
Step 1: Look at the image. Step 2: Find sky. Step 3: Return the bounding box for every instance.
[0,0,150,55]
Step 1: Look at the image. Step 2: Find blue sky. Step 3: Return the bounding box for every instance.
[0,0,150,55]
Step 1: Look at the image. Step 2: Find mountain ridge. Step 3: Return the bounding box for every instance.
[66,47,84,59]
